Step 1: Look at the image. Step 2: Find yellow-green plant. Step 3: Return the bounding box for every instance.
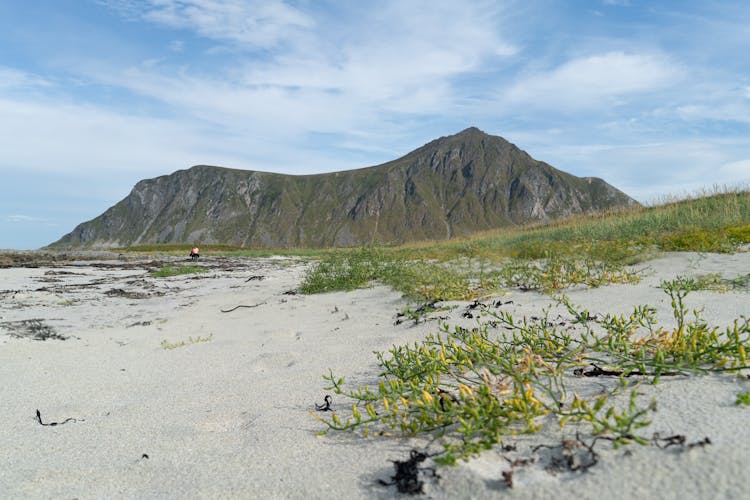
[736,391,750,406]
[160,334,213,350]
[317,282,750,464]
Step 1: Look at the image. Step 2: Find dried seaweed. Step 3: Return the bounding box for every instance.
[652,433,685,449]
[315,395,333,412]
[220,302,267,313]
[36,409,81,426]
[573,363,680,378]
[126,321,152,328]
[104,288,152,299]
[378,449,438,495]
[534,435,600,474]
[653,433,711,451]
[394,300,447,325]
[1,319,67,341]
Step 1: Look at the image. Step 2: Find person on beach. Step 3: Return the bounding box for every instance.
[189,247,200,260]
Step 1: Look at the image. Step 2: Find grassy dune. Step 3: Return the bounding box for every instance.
[396,186,750,261]
[297,188,750,298]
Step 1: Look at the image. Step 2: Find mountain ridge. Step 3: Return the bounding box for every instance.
[49,128,638,249]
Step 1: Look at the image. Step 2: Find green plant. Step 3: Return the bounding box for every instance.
[727,224,750,243]
[317,283,750,465]
[299,248,500,301]
[300,246,641,303]
[150,265,208,278]
[160,334,213,350]
[298,247,401,294]
[562,390,655,447]
[660,273,750,293]
[494,254,641,293]
[736,390,750,406]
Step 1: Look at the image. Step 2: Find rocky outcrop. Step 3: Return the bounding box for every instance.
[49,128,638,249]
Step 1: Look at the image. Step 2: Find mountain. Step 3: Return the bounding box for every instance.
[49,128,638,249]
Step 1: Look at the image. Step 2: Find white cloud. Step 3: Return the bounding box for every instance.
[0,92,368,179]
[0,66,51,90]
[0,96,225,174]
[80,1,518,141]
[503,52,681,110]
[542,140,750,202]
[677,103,750,124]
[4,214,47,223]
[138,0,313,48]
[717,159,750,179]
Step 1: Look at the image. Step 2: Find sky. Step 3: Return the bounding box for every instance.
[1,1,749,249]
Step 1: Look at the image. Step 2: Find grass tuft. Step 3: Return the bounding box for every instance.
[149,265,208,278]
[160,334,213,350]
[736,391,750,406]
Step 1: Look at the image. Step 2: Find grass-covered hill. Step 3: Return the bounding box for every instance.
[49,127,635,249]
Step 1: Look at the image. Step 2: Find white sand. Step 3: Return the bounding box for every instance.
[1,252,749,498]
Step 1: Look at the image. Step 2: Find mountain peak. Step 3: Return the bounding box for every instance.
[456,126,486,136]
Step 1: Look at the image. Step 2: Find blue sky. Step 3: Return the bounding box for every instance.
[1,0,749,249]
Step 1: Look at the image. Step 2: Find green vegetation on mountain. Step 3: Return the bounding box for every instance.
[49,128,636,249]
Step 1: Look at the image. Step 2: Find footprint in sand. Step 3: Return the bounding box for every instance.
[196,413,251,433]
[251,351,298,372]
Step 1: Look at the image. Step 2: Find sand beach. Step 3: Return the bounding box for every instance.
[1,251,749,498]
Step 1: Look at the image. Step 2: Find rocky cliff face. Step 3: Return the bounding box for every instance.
[49,128,638,248]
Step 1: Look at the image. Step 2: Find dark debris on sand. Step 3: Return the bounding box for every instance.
[378,449,439,495]
[1,319,67,341]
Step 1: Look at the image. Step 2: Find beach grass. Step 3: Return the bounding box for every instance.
[293,188,749,297]
[394,186,750,262]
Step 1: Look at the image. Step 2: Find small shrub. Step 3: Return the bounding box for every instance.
[661,273,750,293]
[299,247,401,294]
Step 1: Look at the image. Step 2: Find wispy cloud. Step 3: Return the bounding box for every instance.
[539,139,749,203]
[0,66,51,90]
[83,0,518,142]
[503,52,682,110]
[0,96,200,173]
[0,92,367,177]
[718,159,750,178]
[104,0,314,48]
[5,214,47,223]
